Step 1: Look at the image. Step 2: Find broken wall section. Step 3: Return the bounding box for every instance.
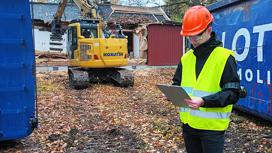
[134,24,148,59]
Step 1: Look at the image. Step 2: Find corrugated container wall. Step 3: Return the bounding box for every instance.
[0,0,37,141]
[207,0,272,121]
[148,24,183,66]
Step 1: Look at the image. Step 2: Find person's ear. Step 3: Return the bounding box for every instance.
[207,27,212,35]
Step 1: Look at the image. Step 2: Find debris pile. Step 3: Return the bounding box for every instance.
[35,51,68,66]
[127,58,147,65]
[35,51,147,66]
[108,14,154,24]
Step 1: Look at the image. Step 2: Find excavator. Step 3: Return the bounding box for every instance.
[50,0,134,89]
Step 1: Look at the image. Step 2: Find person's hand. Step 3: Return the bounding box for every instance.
[162,94,168,100]
[184,97,204,110]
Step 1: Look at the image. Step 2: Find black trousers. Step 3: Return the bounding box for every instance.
[182,124,225,153]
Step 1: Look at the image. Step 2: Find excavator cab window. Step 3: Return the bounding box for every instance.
[81,28,97,38]
[68,26,77,59]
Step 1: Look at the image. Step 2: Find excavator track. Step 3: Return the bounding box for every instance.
[111,68,134,87]
[68,67,134,89]
[68,68,90,89]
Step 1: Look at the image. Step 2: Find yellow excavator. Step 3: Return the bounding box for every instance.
[51,0,134,89]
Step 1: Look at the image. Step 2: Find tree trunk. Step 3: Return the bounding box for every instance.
[192,0,200,5]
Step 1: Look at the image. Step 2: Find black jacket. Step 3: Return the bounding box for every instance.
[172,32,240,107]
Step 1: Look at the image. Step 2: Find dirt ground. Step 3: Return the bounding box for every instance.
[0,68,272,153]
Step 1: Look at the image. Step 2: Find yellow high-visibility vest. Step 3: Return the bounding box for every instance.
[180,47,234,131]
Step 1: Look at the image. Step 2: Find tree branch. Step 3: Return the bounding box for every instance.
[152,1,193,8]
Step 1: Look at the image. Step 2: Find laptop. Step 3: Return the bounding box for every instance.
[156,84,191,108]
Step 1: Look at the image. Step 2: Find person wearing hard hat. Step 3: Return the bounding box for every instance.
[164,5,241,153]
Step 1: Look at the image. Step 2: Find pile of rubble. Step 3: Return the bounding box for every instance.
[108,14,153,24]
[35,51,147,66]
[35,51,68,66]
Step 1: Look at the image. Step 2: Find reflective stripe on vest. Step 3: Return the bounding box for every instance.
[189,109,231,119]
[183,87,214,97]
[179,47,235,131]
[182,87,193,95]
[179,107,189,113]
[179,89,231,119]
[192,90,214,97]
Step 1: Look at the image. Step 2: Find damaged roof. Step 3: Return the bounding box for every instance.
[30,2,170,24]
[104,5,170,24]
[31,3,81,23]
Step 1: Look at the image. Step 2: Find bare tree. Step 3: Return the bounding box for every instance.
[209,0,216,4]
[192,0,200,5]
[146,0,163,6]
[117,0,164,7]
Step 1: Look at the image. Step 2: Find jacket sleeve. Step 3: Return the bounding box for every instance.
[202,55,240,107]
[172,61,182,86]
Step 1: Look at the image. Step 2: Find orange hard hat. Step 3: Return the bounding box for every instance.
[180,5,214,36]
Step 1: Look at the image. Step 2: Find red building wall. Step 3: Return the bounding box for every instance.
[148,24,183,66]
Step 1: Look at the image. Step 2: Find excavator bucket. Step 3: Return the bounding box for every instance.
[49,25,65,52]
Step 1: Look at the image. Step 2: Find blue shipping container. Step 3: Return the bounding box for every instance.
[0,0,37,141]
[207,0,272,121]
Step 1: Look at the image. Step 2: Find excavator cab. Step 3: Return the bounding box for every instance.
[81,28,97,38]
[111,24,126,39]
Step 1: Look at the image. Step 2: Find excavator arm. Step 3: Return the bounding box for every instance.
[50,0,100,42]
[51,0,68,39]
[50,0,106,52]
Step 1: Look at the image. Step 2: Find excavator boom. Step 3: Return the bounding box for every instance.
[50,0,100,50]
[51,0,68,38]
[54,0,68,24]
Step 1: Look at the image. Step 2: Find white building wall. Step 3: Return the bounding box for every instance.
[34,29,67,53]
[133,33,139,58]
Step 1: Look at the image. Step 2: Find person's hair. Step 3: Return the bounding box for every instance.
[206,22,212,29]
[198,22,212,36]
